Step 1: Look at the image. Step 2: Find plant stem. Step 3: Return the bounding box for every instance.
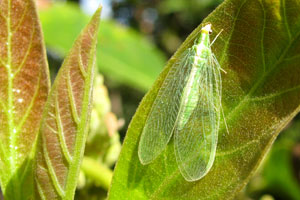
[81,156,113,191]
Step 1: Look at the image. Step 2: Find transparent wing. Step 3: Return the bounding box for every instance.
[138,49,194,165]
[174,54,222,181]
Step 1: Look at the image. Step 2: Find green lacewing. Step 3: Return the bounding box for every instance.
[138,23,225,182]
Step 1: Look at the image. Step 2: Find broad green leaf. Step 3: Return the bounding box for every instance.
[158,0,223,14]
[108,0,300,199]
[39,3,166,92]
[0,0,50,199]
[35,8,101,200]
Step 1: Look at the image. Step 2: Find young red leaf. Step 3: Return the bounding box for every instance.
[35,7,101,200]
[0,0,50,199]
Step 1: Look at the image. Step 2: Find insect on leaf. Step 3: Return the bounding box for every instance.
[138,24,223,181]
[108,0,300,199]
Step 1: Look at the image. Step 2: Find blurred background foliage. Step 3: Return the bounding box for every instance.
[36,0,300,199]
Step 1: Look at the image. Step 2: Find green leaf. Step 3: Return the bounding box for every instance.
[260,120,300,199]
[0,0,50,199]
[39,3,166,92]
[108,0,300,199]
[34,7,101,200]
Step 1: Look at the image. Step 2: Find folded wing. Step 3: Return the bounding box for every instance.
[138,49,194,165]
[174,55,222,181]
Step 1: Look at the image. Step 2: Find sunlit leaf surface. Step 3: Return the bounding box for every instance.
[0,0,50,199]
[35,8,101,199]
[108,0,300,199]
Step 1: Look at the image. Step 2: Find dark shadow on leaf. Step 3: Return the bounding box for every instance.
[6,157,34,200]
[127,139,148,189]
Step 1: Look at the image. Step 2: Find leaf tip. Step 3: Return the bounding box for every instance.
[93,5,102,22]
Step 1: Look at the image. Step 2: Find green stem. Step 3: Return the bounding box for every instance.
[81,156,113,190]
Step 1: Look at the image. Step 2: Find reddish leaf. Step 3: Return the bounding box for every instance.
[35,7,101,199]
[0,0,50,198]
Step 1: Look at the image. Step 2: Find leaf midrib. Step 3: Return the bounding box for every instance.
[6,0,16,175]
[64,33,97,200]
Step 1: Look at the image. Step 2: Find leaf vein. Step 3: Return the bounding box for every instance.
[282,0,292,40]
[221,11,253,29]
[250,84,300,102]
[284,54,300,61]
[226,52,255,68]
[11,0,29,35]
[258,0,267,74]
[13,28,35,77]
[0,10,6,21]
[150,168,181,199]
[78,44,87,78]
[16,70,41,133]
[0,57,6,67]
[216,140,259,157]
[218,0,248,65]
[67,69,80,124]
[0,98,8,112]
[54,94,73,164]
[42,137,65,197]
[45,123,58,134]
[35,177,47,200]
